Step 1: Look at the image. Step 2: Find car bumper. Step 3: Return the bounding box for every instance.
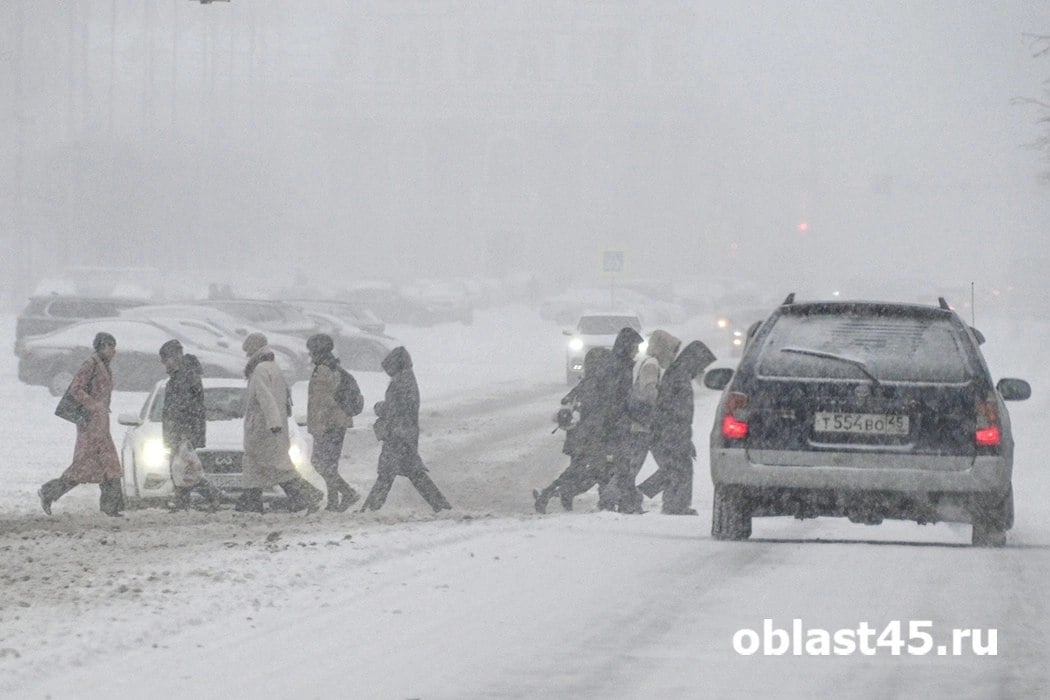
[710,449,1010,494]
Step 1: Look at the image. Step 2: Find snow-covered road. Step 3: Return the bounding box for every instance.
[1,308,1046,699]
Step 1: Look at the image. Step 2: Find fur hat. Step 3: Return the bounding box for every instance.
[242,332,268,355]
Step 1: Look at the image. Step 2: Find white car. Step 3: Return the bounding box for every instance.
[563,312,644,384]
[117,377,321,506]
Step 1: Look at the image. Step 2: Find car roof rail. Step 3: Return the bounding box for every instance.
[782,293,795,305]
[938,296,951,310]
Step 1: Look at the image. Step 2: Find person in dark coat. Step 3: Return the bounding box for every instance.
[159,339,222,511]
[306,333,361,512]
[360,347,451,513]
[38,332,125,516]
[532,347,611,513]
[638,340,717,514]
[598,327,645,512]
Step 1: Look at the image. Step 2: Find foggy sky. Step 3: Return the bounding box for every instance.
[1,1,1048,304]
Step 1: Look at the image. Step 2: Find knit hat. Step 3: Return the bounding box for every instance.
[306,333,334,356]
[93,332,116,351]
[242,332,268,355]
[159,339,183,359]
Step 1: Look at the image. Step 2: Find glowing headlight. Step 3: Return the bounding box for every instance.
[141,439,170,470]
[568,337,584,352]
[717,318,729,329]
[637,340,648,355]
[289,443,304,470]
[732,330,743,337]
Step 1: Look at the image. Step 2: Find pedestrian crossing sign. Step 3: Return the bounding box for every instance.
[602,250,624,273]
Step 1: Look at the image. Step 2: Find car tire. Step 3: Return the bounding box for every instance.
[48,364,76,397]
[971,486,1012,548]
[712,484,752,541]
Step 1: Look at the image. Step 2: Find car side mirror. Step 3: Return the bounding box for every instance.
[970,327,986,345]
[704,367,734,391]
[294,413,309,427]
[117,413,142,426]
[997,378,1031,401]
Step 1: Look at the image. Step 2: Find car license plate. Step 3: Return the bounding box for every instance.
[813,412,909,435]
[208,473,244,489]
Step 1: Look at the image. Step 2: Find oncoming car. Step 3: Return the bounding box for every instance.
[563,312,644,384]
[117,378,321,506]
[704,295,1031,547]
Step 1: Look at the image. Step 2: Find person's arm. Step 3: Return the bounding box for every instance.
[69,357,101,413]
[252,372,284,432]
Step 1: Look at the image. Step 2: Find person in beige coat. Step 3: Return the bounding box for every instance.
[306,333,361,512]
[235,332,324,514]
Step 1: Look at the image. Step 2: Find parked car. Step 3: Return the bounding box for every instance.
[283,299,387,336]
[117,378,320,506]
[563,311,644,385]
[292,310,396,372]
[15,294,149,355]
[194,299,325,339]
[704,295,1031,547]
[17,318,247,395]
[339,282,471,326]
[121,304,310,379]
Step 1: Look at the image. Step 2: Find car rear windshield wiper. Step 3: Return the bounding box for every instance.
[779,346,881,387]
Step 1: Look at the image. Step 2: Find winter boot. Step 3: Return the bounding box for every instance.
[333,483,360,512]
[559,491,574,511]
[169,486,192,512]
[38,477,78,515]
[281,478,324,514]
[533,487,555,514]
[100,478,125,517]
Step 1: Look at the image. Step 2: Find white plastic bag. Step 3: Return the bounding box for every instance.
[170,440,204,488]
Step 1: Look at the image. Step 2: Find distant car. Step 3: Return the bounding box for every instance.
[195,299,324,339]
[17,318,246,395]
[714,305,774,356]
[705,295,1031,547]
[540,287,687,327]
[339,282,471,326]
[563,312,644,384]
[121,304,311,380]
[117,378,319,506]
[15,295,149,355]
[295,310,396,372]
[283,299,387,336]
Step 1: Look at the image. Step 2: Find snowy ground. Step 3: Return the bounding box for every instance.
[0,306,1047,699]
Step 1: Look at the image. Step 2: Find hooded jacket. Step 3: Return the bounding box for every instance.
[630,330,682,431]
[162,354,206,449]
[561,346,612,457]
[651,340,717,458]
[379,347,420,448]
[601,327,644,448]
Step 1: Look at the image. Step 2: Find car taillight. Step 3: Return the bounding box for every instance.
[722,391,749,440]
[975,395,1001,447]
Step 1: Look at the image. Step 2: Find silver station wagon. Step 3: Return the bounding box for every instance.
[704,295,1031,547]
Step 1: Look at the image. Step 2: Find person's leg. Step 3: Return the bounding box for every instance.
[279,477,324,514]
[170,486,192,511]
[360,471,395,511]
[313,429,348,511]
[193,478,224,510]
[99,478,124,516]
[661,455,696,515]
[38,477,77,515]
[405,453,451,513]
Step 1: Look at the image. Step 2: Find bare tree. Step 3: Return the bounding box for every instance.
[1014,34,1050,181]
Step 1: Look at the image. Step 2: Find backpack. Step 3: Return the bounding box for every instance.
[334,367,364,417]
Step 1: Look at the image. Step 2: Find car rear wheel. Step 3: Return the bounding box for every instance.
[712,484,752,540]
[971,486,1012,548]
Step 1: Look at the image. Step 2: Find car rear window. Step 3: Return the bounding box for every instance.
[577,316,641,334]
[756,309,977,383]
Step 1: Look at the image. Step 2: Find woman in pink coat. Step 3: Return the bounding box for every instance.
[38,332,125,516]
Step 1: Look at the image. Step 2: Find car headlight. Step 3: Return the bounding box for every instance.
[568,337,584,352]
[717,318,729,329]
[289,442,304,470]
[141,439,170,470]
[637,340,648,355]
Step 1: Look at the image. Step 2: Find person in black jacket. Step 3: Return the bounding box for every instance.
[532,347,611,513]
[638,340,717,514]
[598,327,644,512]
[160,340,222,511]
[360,347,451,513]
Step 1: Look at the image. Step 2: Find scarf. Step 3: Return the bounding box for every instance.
[244,350,275,379]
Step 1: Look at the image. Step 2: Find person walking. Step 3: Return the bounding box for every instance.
[623,330,681,512]
[532,347,610,513]
[159,339,223,511]
[38,332,125,517]
[306,333,362,512]
[235,332,324,514]
[597,327,644,512]
[638,340,717,514]
[360,347,451,514]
